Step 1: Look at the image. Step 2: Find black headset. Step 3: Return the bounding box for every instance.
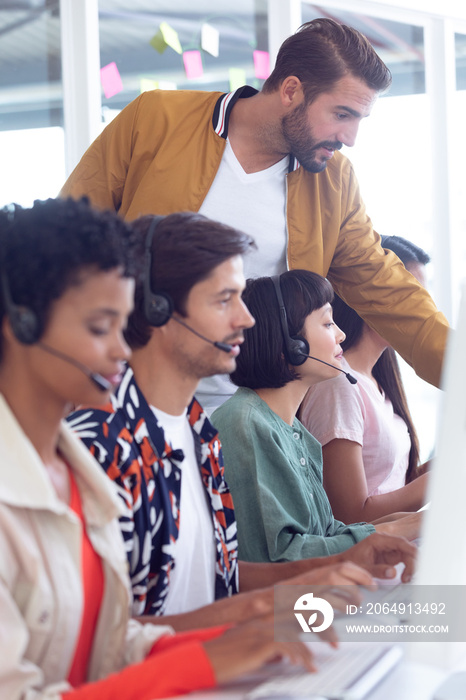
[1,206,41,346]
[1,273,40,344]
[271,274,309,366]
[143,215,175,327]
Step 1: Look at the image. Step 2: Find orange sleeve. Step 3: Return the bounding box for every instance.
[61,640,216,700]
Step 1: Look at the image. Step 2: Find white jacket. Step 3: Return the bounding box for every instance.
[0,394,172,699]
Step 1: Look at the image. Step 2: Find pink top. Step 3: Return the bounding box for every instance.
[300,358,411,496]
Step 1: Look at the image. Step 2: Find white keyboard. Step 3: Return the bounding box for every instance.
[247,643,403,700]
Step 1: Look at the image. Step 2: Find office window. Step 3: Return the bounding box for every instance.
[0,0,65,206]
[452,34,466,304]
[301,5,425,95]
[456,31,466,88]
[301,5,431,247]
[97,0,268,121]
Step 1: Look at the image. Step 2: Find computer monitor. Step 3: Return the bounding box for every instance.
[409,280,466,669]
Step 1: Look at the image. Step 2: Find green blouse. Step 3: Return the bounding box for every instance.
[212,387,375,563]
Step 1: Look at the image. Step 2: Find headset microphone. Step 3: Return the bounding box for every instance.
[304,354,358,384]
[171,316,234,353]
[38,343,113,392]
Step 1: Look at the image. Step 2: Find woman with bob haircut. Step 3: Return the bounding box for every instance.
[212,269,421,565]
[0,199,316,699]
[300,236,430,524]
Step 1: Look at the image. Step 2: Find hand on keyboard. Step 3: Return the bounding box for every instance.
[203,618,318,685]
[338,532,417,582]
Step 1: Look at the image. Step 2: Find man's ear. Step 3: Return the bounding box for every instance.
[280,76,304,108]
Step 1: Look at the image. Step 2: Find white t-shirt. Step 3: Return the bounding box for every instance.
[197,139,288,414]
[151,405,216,614]
[300,358,411,496]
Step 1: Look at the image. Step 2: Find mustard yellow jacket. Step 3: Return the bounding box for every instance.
[61,87,448,387]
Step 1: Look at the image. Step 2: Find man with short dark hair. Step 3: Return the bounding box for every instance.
[61,18,448,412]
[68,212,417,630]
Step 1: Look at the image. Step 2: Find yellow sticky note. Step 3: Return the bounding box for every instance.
[140,78,159,93]
[150,22,182,55]
[150,32,167,54]
[161,21,182,54]
[229,67,246,92]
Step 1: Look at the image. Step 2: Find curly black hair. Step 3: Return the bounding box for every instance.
[0,197,140,358]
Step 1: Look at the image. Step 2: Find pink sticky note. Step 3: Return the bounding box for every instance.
[100,62,123,99]
[183,50,203,79]
[253,50,270,80]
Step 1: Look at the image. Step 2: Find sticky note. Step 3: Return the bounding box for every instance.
[229,67,246,92]
[150,32,167,53]
[140,78,158,93]
[150,21,183,55]
[158,80,177,90]
[201,23,219,57]
[162,23,183,54]
[100,62,123,99]
[139,78,177,94]
[183,50,203,79]
[253,50,270,79]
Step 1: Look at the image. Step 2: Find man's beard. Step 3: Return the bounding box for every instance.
[281,102,342,173]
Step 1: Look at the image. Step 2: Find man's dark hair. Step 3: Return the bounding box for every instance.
[263,18,391,103]
[0,197,138,360]
[125,212,256,350]
[380,235,430,267]
[231,269,333,390]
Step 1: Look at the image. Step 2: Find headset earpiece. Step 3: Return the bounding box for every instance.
[144,288,174,327]
[1,273,41,344]
[287,335,310,366]
[143,216,175,327]
[271,275,309,366]
[7,305,40,344]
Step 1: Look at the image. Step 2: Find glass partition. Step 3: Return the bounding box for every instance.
[0,1,65,206]
[452,33,466,301]
[97,0,268,121]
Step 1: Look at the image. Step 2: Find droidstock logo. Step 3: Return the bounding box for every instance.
[294,592,335,633]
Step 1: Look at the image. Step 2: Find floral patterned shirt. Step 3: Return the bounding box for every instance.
[67,366,239,616]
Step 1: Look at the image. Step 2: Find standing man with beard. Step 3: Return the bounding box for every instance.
[61,18,449,411]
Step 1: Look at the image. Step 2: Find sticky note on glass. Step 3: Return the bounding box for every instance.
[100,62,123,99]
[139,79,178,94]
[201,23,219,57]
[158,80,177,90]
[183,50,203,79]
[229,67,246,92]
[150,22,182,55]
[140,78,158,93]
[253,50,270,79]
